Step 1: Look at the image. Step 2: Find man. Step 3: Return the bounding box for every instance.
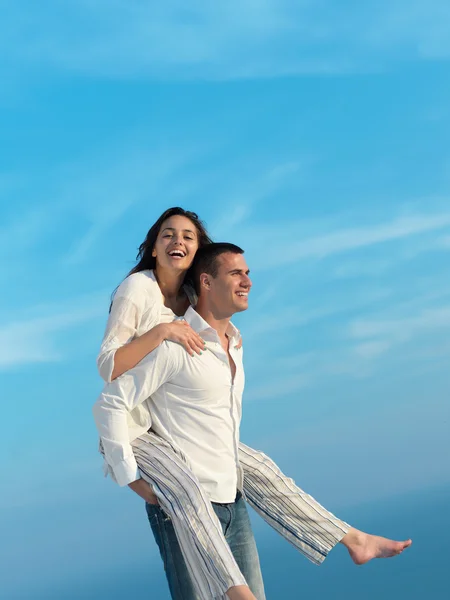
[94,243,411,600]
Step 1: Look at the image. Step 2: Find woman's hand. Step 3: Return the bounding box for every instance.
[128,478,159,505]
[235,331,243,350]
[161,321,206,356]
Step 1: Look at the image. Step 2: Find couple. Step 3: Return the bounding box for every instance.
[93,207,411,600]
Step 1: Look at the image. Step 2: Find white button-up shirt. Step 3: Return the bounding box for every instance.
[93,306,244,503]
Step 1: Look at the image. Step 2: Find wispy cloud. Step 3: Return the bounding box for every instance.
[331,258,393,280]
[0,207,49,255]
[64,141,299,265]
[246,301,450,398]
[210,160,307,238]
[246,285,391,340]
[1,134,201,269]
[0,294,105,369]
[353,339,392,359]
[258,393,450,507]
[437,234,450,249]
[246,371,310,401]
[366,0,450,60]
[2,1,450,81]
[0,205,55,281]
[349,305,450,342]
[59,140,200,264]
[244,275,450,397]
[250,210,450,269]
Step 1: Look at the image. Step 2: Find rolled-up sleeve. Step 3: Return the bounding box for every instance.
[93,342,180,486]
[96,295,140,383]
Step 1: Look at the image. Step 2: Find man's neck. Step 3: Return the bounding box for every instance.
[195,300,232,344]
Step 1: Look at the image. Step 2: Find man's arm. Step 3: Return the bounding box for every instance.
[93,341,180,487]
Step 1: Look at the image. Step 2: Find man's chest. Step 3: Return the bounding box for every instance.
[167,346,244,404]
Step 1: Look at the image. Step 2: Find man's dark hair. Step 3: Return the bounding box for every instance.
[190,242,244,295]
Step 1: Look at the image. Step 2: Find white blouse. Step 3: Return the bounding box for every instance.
[98,270,175,382]
[97,270,180,443]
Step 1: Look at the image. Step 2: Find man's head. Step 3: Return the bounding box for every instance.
[192,243,252,317]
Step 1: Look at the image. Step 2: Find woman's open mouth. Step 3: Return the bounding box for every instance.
[168,250,186,259]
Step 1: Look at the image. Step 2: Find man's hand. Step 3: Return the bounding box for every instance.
[128,478,159,505]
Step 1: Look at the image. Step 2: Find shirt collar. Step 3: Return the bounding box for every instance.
[184,306,240,342]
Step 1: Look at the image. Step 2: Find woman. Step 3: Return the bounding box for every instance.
[96,208,409,600]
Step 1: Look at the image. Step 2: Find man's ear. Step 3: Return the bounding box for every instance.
[200,273,211,290]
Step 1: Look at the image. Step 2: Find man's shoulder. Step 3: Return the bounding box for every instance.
[162,339,186,359]
[150,340,185,368]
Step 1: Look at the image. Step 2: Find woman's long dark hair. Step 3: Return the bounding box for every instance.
[110,207,213,310]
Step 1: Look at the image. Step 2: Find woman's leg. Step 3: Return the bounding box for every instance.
[132,433,247,600]
[238,442,350,565]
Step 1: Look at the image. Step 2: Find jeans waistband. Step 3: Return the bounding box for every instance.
[211,490,242,507]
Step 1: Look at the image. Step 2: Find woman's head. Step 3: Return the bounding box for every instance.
[127,207,212,277]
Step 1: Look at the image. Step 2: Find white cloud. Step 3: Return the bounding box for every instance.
[1,135,200,268]
[349,305,450,341]
[332,259,392,279]
[366,0,450,60]
[252,210,450,269]
[246,371,310,401]
[0,208,49,255]
[59,141,198,264]
[353,340,391,359]
[63,152,306,264]
[209,160,307,238]
[0,206,55,280]
[0,294,105,369]
[245,304,340,338]
[2,1,450,81]
[259,395,450,507]
[244,281,450,395]
[437,234,450,248]
[337,303,450,375]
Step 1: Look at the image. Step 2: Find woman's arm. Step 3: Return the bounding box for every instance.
[93,342,181,486]
[97,292,206,382]
[110,323,165,380]
[112,321,206,380]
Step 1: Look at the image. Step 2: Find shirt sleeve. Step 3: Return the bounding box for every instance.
[93,342,181,487]
[96,276,160,383]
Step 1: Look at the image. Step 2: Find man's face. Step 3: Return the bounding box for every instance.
[208,252,252,315]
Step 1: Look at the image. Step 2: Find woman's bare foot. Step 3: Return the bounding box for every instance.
[341,527,412,565]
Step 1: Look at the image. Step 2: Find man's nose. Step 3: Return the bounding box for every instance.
[241,275,252,288]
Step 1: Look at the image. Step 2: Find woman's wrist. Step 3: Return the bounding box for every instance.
[139,323,168,350]
[155,322,169,343]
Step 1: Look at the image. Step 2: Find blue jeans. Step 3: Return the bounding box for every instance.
[146,491,266,600]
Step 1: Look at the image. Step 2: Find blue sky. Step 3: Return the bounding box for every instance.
[1,2,450,598]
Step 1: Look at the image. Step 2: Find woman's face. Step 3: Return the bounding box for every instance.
[152,215,200,272]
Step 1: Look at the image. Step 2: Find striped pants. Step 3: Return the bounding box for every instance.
[131,432,350,600]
